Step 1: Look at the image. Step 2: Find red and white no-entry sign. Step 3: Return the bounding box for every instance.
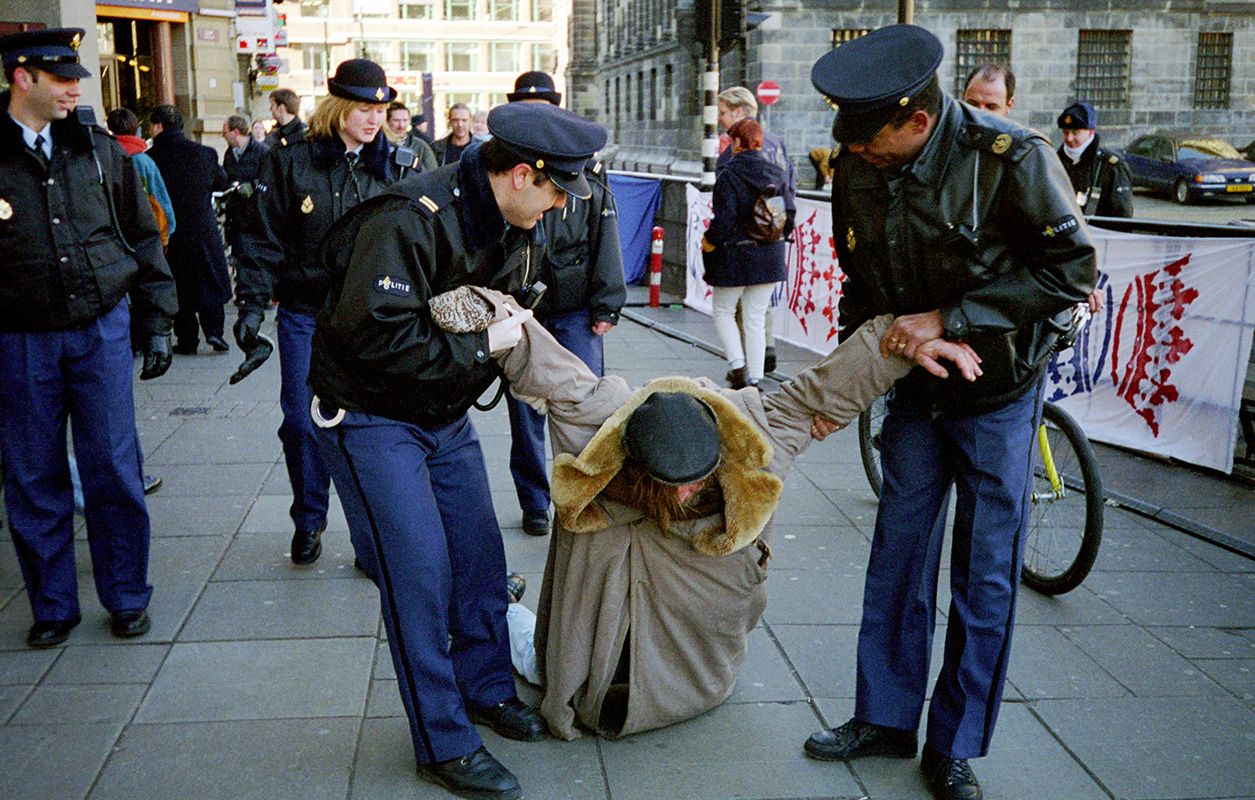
[756,80,781,106]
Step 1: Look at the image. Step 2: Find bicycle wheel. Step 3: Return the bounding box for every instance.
[857,395,888,498]
[1021,401,1104,595]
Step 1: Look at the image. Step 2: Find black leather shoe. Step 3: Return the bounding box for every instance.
[205,336,229,352]
[110,609,151,638]
[27,618,80,648]
[505,572,526,604]
[726,366,748,390]
[467,697,546,742]
[290,521,326,565]
[764,347,777,373]
[522,510,549,537]
[804,718,917,761]
[921,746,983,800]
[143,473,163,495]
[418,746,521,800]
[172,341,197,355]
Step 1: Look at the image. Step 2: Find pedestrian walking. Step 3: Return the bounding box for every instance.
[431,102,473,165]
[806,24,1096,800]
[220,114,267,263]
[0,28,176,648]
[264,87,305,147]
[503,70,625,538]
[233,58,406,566]
[307,102,606,800]
[704,119,795,390]
[384,100,437,171]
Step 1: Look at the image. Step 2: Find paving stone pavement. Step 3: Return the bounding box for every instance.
[1,292,1252,800]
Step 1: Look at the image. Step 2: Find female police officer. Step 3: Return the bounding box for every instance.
[233,59,406,566]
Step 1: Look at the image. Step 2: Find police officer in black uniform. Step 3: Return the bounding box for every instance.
[308,102,606,800]
[0,28,176,648]
[233,59,411,566]
[503,70,625,537]
[1057,101,1134,218]
[803,25,1095,800]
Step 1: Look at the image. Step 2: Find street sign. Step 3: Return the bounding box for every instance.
[757,80,781,106]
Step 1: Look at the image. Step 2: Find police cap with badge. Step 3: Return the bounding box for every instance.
[810,24,942,144]
[1057,102,1096,131]
[507,70,562,105]
[0,27,91,79]
[327,58,396,104]
[487,102,606,200]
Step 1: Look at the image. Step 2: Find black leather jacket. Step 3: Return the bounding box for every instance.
[0,93,175,335]
[834,96,1096,412]
[533,161,625,325]
[235,132,402,316]
[1057,133,1134,218]
[310,143,543,428]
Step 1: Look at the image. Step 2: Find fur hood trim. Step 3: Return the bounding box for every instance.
[551,376,783,556]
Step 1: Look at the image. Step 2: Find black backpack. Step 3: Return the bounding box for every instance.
[744,183,786,243]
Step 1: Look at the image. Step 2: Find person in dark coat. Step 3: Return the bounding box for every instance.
[703,118,795,389]
[147,104,231,354]
[1056,101,1133,218]
[234,59,406,566]
[0,28,176,648]
[221,114,267,263]
[264,87,306,148]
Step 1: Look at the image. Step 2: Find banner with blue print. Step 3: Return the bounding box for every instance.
[608,175,662,284]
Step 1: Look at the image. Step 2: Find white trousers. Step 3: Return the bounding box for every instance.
[711,283,774,381]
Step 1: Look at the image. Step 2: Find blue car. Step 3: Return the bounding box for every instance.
[1121,135,1255,204]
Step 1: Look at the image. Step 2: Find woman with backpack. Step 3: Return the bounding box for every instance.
[702,118,796,389]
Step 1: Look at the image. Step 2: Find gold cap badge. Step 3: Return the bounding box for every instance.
[70,32,81,50]
[301,196,313,214]
[375,88,384,100]
[535,158,544,169]
[0,198,12,220]
[899,96,910,106]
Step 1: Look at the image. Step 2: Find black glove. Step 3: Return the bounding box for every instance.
[234,304,264,351]
[140,334,172,380]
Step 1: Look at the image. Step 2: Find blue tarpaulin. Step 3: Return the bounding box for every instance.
[608,174,662,284]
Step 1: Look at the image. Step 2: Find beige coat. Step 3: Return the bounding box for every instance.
[492,297,909,739]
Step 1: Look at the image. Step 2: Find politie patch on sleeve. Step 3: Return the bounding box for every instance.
[1042,214,1079,238]
[375,275,413,297]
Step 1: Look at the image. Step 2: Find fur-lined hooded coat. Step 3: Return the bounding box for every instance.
[479,290,911,739]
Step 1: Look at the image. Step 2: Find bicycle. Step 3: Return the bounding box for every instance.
[857,396,1104,595]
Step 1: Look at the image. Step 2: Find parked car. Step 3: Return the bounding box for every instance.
[1122,135,1255,204]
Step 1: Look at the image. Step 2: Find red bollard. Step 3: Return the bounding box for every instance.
[649,226,664,307]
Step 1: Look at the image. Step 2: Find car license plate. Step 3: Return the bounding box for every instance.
[1227,184,1253,193]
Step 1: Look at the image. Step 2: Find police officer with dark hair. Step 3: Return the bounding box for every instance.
[307,102,607,800]
[1057,101,1134,218]
[233,59,407,566]
[0,28,176,648]
[804,24,1096,800]
[504,69,625,537]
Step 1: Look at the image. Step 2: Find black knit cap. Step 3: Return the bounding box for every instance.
[811,24,943,144]
[327,58,396,104]
[507,70,562,105]
[487,102,606,199]
[0,27,90,79]
[624,393,722,486]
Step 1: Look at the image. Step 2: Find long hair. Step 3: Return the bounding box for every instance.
[307,95,360,140]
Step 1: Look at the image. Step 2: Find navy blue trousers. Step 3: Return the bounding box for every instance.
[855,380,1041,759]
[507,310,604,516]
[277,308,330,532]
[318,411,515,764]
[0,301,152,621]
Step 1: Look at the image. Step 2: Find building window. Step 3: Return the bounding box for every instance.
[605,78,612,121]
[531,42,554,72]
[830,28,869,49]
[302,46,330,72]
[491,42,521,73]
[953,29,1011,96]
[1194,32,1232,109]
[299,0,329,18]
[446,41,479,72]
[1075,29,1131,108]
[446,92,477,113]
[649,67,657,121]
[489,92,509,107]
[637,70,645,121]
[445,0,474,20]
[489,0,518,21]
[400,41,433,72]
[399,3,433,20]
[663,63,672,121]
[358,39,391,67]
[532,0,553,22]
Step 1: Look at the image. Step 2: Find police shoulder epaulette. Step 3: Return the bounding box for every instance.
[957,123,1030,161]
[409,182,455,217]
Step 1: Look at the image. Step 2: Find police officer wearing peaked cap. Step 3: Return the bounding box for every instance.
[0,27,177,647]
[233,57,406,568]
[1056,101,1134,218]
[804,23,1096,800]
[306,100,606,800]
[500,71,626,538]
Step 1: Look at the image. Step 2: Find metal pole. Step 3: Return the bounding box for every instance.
[701,0,721,191]
[899,0,914,24]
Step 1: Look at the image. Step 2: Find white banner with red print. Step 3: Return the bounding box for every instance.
[684,185,1255,473]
